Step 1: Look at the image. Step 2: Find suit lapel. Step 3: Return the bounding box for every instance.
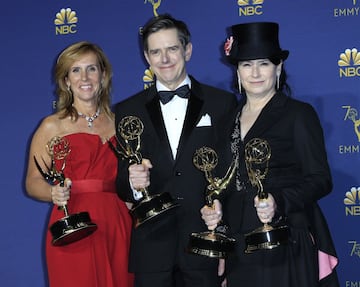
[175,77,204,162]
[175,93,203,161]
[145,87,174,162]
[244,92,288,142]
[144,78,205,163]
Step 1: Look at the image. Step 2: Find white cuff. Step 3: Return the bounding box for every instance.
[129,180,143,200]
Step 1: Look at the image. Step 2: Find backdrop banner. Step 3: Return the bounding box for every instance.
[0,0,359,285]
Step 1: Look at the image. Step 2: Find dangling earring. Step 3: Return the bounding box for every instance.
[67,84,72,94]
[237,70,242,94]
[276,74,280,90]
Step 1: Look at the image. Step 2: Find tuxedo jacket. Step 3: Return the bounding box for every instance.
[114,75,238,273]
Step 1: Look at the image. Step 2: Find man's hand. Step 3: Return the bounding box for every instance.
[128,159,152,190]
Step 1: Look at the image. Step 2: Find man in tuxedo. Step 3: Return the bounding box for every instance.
[114,14,237,287]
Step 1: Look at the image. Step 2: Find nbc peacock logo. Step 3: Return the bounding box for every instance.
[238,0,264,16]
[344,186,360,216]
[338,48,360,78]
[143,67,155,90]
[54,8,78,35]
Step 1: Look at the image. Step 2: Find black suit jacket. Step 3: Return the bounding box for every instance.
[114,75,238,272]
[223,92,339,286]
[225,92,334,230]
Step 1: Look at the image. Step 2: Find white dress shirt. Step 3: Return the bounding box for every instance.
[132,75,192,200]
[157,76,191,159]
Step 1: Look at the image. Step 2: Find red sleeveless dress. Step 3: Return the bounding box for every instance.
[46,133,134,287]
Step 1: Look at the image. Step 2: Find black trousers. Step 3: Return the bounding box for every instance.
[134,266,221,287]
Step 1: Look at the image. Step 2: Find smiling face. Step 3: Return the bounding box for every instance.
[65,52,104,105]
[144,28,192,90]
[237,58,282,99]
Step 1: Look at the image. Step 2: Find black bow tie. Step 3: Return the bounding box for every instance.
[158,85,190,104]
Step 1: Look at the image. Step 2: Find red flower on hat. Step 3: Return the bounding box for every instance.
[224,36,234,56]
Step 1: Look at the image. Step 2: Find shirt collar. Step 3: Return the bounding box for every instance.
[156,75,191,91]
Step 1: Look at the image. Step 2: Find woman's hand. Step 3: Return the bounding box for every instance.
[254,193,276,224]
[50,178,71,206]
[200,199,223,230]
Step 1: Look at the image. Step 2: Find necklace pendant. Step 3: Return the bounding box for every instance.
[87,117,94,128]
[77,108,100,128]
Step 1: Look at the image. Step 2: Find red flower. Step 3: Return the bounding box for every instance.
[224,36,234,56]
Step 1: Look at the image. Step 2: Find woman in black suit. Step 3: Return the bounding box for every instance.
[202,22,340,287]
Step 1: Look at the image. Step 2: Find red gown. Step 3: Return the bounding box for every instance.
[45,133,134,287]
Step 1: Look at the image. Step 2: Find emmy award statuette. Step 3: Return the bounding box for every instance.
[109,115,179,228]
[187,146,237,258]
[34,136,97,246]
[244,138,289,253]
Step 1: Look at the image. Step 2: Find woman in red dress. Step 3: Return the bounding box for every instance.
[25,41,134,287]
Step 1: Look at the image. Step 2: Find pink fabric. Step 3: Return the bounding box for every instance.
[318,250,338,280]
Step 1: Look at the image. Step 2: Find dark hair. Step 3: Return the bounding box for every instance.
[141,14,191,52]
[268,57,291,96]
[236,58,292,97]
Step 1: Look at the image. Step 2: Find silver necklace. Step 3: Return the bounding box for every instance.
[77,108,100,128]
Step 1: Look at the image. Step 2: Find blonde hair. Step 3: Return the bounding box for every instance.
[55,41,113,120]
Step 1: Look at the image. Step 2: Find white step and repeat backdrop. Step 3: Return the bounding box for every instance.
[1,0,359,286]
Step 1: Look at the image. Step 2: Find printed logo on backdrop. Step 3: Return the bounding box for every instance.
[341,105,360,154]
[348,240,360,257]
[344,186,360,216]
[142,0,162,89]
[144,0,161,17]
[54,8,78,35]
[338,48,360,78]
[334,0,359,17]
[238,0,264,17]
[143,68,155,89]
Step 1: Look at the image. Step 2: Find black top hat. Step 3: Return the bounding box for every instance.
[225,22,289,65]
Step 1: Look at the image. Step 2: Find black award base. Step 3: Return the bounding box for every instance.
[49,211,98,246]
[244,224,289,253]
[130,192,179,228]
[188,230,236,259]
